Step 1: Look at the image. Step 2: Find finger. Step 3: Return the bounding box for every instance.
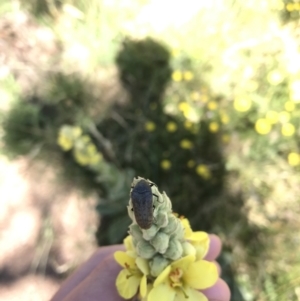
[205,234,222,261]
[201,278,231,301]
[63,254,123,301]
[50,245,124,301]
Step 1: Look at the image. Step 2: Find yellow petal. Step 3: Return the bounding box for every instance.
[181,218,193,238]
[136,257,150,275]
[140,275,147,298]
[114,251,136,268]
[183,260,218,289]
[148,283,176,301]
[171,255,195,271]
[124,235,134,251]
[153,265,171,287]
[116,269,140,299]
[176,287,208,301]
[188,231,208,242]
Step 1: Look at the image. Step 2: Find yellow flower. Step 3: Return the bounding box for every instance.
[89,153,102,165]
[73,149,90,166]
[255,118,271,135]
[161,160,171,170]
[179,103,198,122]
[184,120,193,130]
[71,126,82,138]
[278,111,291,123]
[290,80,300,102]
[114,251,149,299]
[220,113,230,124]
[196,164,211,180]
[207,101,218,110]
[148,254,218,301]
[183,71,194,81]
[178,102,189,112]
[234,96,252,112]
[190,92,200,101]
[222,134,230,143]
[145,121,156,132]
[285,101,295,112]
[266,111,279,124]
[288,152,300,166]
[166,122,178,132]
[57,135,73,151]
[209,122,219,133]
[267,70,284,85]
[180,139,193,149]
[172,71,183,82]
[180,218,210,260]
[281,123,295,136]
[187,160,195,168]
[286,3,294,11]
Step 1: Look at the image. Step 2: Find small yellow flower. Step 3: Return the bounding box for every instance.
[71,126,82,138]
[180,139,193,149]
[288,152,300,166]
[183,71,194,81]
[87,143,97,155]
[145,121,156,132]
[266,111,279,124]
[57,135,73,151]
[207,101,218,110]
[148,254,218,301]
[184,120,193,130]
[286,3,294,11]
[278,111,291,123]
[267,70,284,85]
[187,160,195,168]
[178,102,189,112]
[114,251,149,299]
[166,122,178,133]
[285,101,295,112]
[222,134,230,143]
[255,118,271,135]
[234,96,252,112]
[89,153,102,165]
[281,123,295,136]
[220,113,230,124]
[73,149,90,166]
[196,164,211,180]
[190,92,200,101]
[161,160,171,170]
[172,71,183,82]
[209,122,219,133]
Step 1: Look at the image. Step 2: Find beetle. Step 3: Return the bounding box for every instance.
[130,178,159,229]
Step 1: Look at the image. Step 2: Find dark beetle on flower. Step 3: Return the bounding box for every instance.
[130,178,159,229]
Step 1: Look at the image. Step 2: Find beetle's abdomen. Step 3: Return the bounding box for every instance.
[131,189,153,229]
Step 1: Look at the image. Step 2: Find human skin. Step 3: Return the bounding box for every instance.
[50,234,231,301]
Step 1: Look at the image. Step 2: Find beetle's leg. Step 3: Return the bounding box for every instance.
[153,193,163,203]
[149,182,158,188]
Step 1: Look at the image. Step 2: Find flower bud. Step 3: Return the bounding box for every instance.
[150,232,169,253]
[149,255,170,277]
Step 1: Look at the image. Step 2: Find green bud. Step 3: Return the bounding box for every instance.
[155,211,168,228]
[164,238,183,260]
[136,240,156,259]
[142,224,159,241]
[129,224,143,241]
[182,241,196,256]
[162,214,180,235]
[150,232,169,253]
[149,255,170,277]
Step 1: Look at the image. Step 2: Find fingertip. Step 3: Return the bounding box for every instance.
[205,234,222,261]
[201,278,231,301]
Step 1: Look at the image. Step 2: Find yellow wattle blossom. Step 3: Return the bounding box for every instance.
[180,139,193,149]
[281,123,295,136]
[172,71,183,82]
[148,254,217,301]
[57,135,73,151]
[166,122,178,133]
[187,160,195,168]
[196,164,211,180]
[115,251,150,299]
[72,126,82,138]
[209,122,219,133]
[278,111,291,123]
[207,101,218,110]
[234,96,252,112]
[285,101,295,112]
[266,111,279,124]
[288,152,300,166]
[183,71,194,81]
[73,149,91,166]
[145,121,156,132]
[161,159,171,170]
[179,102,199,122]
[255,118,271,135]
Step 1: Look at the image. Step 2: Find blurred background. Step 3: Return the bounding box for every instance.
[1,0,300,300]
